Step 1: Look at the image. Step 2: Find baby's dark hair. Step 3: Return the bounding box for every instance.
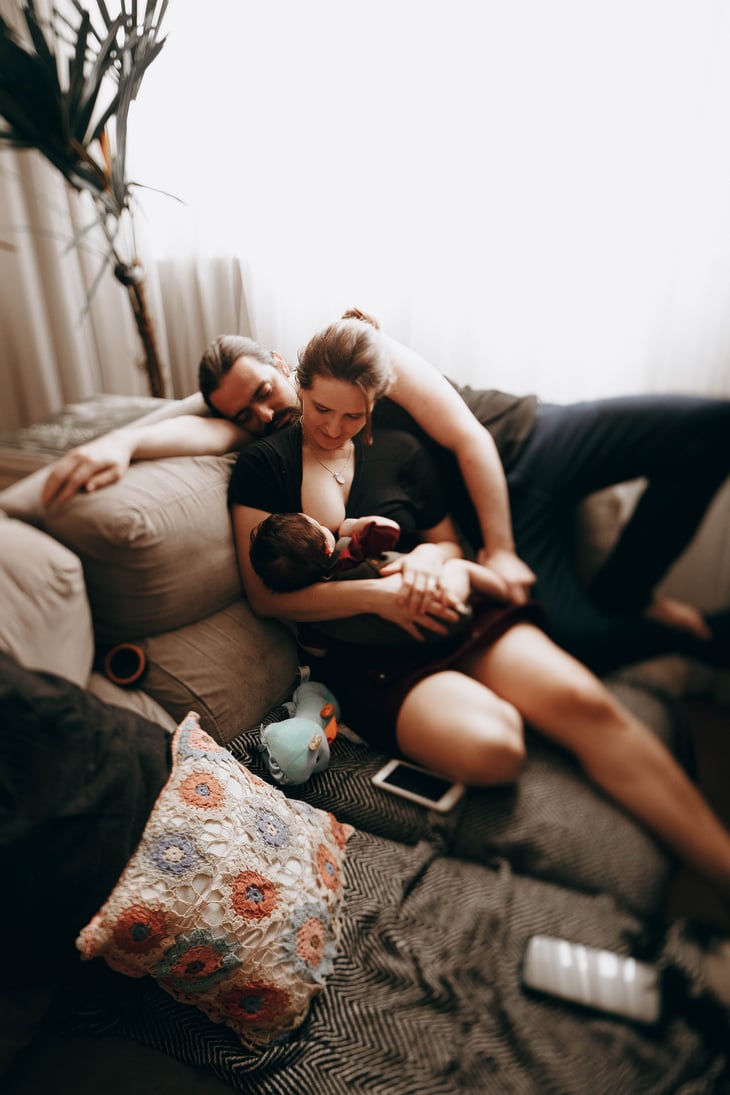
[250,513,331,593]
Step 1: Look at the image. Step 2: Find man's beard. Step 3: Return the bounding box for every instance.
[266,405,301,434]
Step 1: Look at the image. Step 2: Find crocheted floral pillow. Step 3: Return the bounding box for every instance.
[76,712,353,1047]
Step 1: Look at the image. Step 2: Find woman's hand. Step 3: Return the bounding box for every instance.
[376,543,468,630]
[477,547,536,604]
[371,572,460,640]
[380,543,461,617]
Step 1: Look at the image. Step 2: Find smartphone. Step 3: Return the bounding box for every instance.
[520,934,661,1025]
[371,758,465,812]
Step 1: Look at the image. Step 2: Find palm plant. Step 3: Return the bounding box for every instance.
[0,0,169,396]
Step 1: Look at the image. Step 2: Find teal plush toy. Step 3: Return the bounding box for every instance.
[259,681,341,785]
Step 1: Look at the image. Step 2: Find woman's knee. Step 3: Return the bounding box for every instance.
[395,673,526,786]
[452,699,526,786]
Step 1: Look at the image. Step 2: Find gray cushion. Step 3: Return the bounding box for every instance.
[32,455,242,643]
[0,517,93,687]
[138,601,300,745]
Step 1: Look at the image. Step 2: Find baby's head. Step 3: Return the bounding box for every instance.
[250,512,336,593]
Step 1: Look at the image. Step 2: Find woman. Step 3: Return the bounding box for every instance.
[227,312,730,910]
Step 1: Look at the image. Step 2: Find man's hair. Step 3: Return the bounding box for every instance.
[297,308,393,443]
[249,512,331,593]
[198,334,280,414]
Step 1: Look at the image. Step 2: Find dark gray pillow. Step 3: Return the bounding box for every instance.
[0,651,172,985]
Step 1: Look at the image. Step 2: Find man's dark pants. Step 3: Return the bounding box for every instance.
[506,396,730,675]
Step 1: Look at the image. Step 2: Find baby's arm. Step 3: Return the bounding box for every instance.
[440,557,510,610]
[338,515,400,539]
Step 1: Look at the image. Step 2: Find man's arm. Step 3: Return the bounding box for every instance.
[42,415,251,507]
[383,333,535,602]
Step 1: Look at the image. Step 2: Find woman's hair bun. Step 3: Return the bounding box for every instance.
[341,307,380,330]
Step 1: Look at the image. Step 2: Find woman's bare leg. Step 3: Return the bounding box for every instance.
[457,623,730,901]
[395,670,526,786]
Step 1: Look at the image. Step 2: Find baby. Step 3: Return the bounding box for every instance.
[249,513,403,591]
[249,512,504,649]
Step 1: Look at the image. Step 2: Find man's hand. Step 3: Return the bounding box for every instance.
[477,547,536,605]
[41,432,134,508]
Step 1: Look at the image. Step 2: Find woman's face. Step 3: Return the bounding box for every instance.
[299,376,373,451]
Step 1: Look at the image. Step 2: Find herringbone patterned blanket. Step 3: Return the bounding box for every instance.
[56,679,728,1093]
[61,830,727,1094]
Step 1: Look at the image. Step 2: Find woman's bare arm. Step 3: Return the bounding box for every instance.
[383,333,536,602]
[42,415,250,507]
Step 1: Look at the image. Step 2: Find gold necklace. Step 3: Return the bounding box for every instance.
[310,443,352,485]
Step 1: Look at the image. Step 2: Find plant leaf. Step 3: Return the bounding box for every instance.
[63,209,108,254]
[74,16,127,144]
[66,11,91,133]
[0,0,169,310]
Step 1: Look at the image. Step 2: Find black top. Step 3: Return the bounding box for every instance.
[229,384,538,553]
[370,384,538,551]
[228,424,448,550]
[374,383,538,471]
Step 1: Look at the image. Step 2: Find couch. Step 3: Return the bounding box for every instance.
[1,400,728,1094]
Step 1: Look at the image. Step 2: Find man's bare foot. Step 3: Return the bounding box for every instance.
[644,596,713,641]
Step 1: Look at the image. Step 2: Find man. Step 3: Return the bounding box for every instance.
[41,317,730,675]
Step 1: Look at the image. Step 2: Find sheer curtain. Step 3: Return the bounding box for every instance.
[128,0,730,400]
[2,0,730,430]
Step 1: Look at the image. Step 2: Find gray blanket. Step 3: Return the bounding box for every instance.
[61,830,727,1094]
[46,674,729,1092]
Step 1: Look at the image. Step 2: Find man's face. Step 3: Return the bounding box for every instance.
[209,353,300,435]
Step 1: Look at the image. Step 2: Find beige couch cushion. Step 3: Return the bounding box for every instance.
[25,455,243,645]
[0,517,94,687]
[138,602,299,745]
[86,673,178,733]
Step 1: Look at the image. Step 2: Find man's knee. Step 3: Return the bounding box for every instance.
[542,617,613,676]
[684,400,730,471]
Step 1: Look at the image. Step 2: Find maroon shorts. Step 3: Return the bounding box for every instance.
[302,599,544,755]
